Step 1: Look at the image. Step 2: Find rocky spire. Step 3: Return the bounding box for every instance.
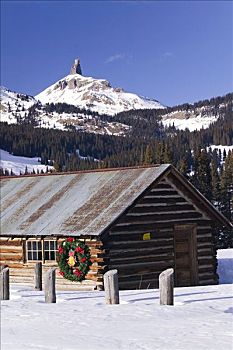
[70,58,82,75]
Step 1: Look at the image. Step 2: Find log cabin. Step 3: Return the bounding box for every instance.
[0,164,232,290]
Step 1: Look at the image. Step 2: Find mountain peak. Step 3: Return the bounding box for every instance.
[70,58,82,75]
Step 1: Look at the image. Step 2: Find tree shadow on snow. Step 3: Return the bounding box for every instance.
[224,307,233,314]
[183,296,233,304]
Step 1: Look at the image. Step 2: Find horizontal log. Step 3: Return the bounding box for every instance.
[0,247,23,253]
[113,219,211,232]
[119,278,159,289]
[105,239,174,249]
[198,264,215,271]
[197,243,213,250]
[144,195,183,200]
[118,270,161,281]
[108,254,174,265]
[0,254,23,261]
[108,233,173,242]
[197,228,212,234]
[126,209,199,217]
[152,183,173,189]
[198,279,216,286]
[149,189,178,195]
[197,248,213,255]
[109,260,173,273]
[198,257,215,265]
[198,271,215,279]
[137,196,186,204]
[118,212,203,224]
[0,239,22,246]
[197,237,213,244]
[131,204,194,212]
[0,262,23,268]
[107,245,174,258]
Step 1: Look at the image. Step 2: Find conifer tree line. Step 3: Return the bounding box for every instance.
[0,93,232,248]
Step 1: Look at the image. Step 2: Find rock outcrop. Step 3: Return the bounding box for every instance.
[70,58,82,75]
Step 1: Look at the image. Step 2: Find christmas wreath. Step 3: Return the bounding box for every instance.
[57,237,92,282]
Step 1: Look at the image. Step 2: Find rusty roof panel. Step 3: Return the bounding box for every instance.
[0,165,170,237]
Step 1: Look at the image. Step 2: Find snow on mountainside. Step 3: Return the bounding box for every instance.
[161,105,226,131]
[0,85,131,136]
[0,149,54,175]
[0,58,163,135]
[0,87,37,124]
[35,62,164,115]
[1,59,232,134]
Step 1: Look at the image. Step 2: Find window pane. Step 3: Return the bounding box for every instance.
[28,251,32,260]
[33,241,37,250]
[50,241,55,250]
[44,241,49,250]
[38,251,42,260]
[33,252,37,260]
[50,251,55,260]
[27,242,31,250]
[44,251,50,260]
[38,241,42,250]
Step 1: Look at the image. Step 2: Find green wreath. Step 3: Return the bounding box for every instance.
[57,237,92,282]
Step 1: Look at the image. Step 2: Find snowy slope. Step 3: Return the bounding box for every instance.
[208,145,233,155]
[1,249,233,350]
[217,248,233,284]
[0,149,54,175]
[161,108,219,131]
[35,73,164,116]
[0,86,37,124]
[0,85,131,135]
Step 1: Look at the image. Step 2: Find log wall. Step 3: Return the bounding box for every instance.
[0,174,218,290]
[0,236,105,290]
[104,176,217,289]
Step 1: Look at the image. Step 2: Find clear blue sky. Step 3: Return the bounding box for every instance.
[1,1,232,106]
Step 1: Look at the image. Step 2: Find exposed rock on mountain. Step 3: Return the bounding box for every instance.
[70,58,82,75]
[35,58,164,116]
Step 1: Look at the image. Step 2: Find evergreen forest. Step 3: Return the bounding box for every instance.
[0,94,232,248]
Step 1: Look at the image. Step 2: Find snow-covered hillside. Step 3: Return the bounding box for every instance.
[208,145,233,155]
[0,149,54,175]
[1,249,233,350]
[1,59,232,133]
[35,72,164,116]
[0,85,131,135]
[35,58,164,115]
[0,86,37,124]
[161,106,223,131]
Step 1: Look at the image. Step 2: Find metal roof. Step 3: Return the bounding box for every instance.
[0,165,170,237]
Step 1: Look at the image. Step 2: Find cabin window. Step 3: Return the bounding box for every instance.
[44,240,57,261]
[26,240,57,261]
[27,241,42,261]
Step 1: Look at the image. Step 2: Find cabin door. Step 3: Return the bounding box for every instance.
[174,224,198,287]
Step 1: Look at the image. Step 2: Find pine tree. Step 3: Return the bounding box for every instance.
[211,158,220,206]
[144,144,154,165]
[194,149,212,200]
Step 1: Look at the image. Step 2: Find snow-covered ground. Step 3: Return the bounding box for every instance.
[1,249,233,350]
[35,73,164,116]
[217,248,233,284]
[162,110,218,131]
[208,145,233,156]
[0,149,54,175]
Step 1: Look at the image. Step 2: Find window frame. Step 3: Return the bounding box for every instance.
[26,238,57,263]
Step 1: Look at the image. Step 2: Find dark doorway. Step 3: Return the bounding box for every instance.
[174,224,198,287]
